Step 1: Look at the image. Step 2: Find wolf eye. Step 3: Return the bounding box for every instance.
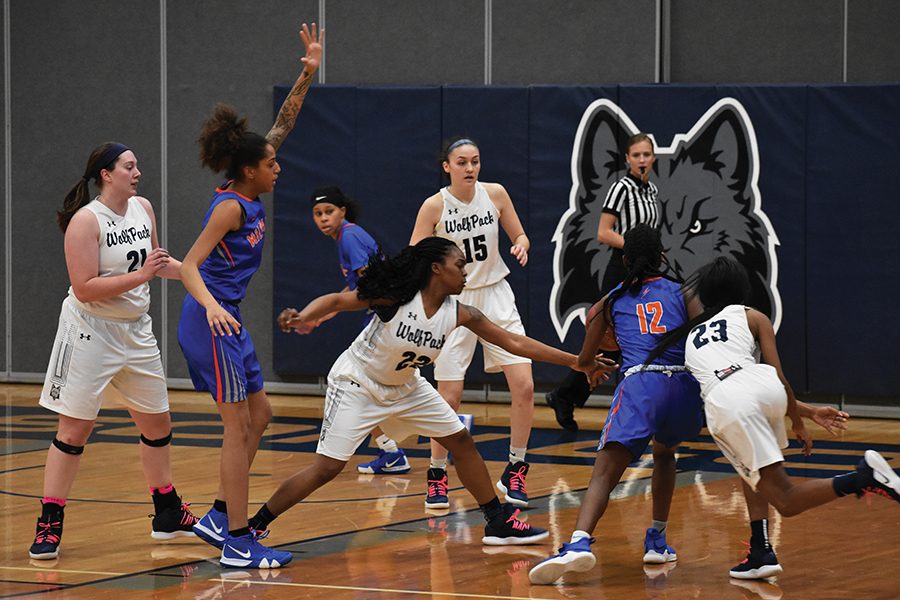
[680,197,718,244]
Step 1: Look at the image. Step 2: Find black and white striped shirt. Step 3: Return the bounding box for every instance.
[601,173,660,233]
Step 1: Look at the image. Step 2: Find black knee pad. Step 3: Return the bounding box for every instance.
[52,437,85,455]
[140,432,172,447]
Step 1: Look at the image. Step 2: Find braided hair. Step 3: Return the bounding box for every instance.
[643,256,752,365]
[599,224,678,322]
[356,237,459,319]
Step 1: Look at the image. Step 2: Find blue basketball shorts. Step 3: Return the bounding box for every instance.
[177,294,264,403]
[598,371,703,459]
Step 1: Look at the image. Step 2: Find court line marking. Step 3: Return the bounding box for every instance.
[0,566,125,576]
[210,578,553,599]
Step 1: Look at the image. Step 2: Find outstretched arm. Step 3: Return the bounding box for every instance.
[280,289,370,333]
[459,303,616,379]
[266,22,324,151]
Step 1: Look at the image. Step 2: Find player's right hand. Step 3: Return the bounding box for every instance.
[206,303,241,337]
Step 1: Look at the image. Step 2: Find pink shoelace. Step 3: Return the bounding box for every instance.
[506,508,530,531]
[34,520,61,544]
[179,502,199,526]
[428,475,448,497]
[507,465,528,494]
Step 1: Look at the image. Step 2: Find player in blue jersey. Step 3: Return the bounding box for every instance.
[529,224,704,585]
[307,185,411,475]
[251,237,616,546]
[176,23,323,570]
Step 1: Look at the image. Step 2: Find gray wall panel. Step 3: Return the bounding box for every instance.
[325,0,484,84]
[670,0,844,83]
[9,0,160,373]
[165,0,318,381]
[848,0,900,81]
[493,0,657,84]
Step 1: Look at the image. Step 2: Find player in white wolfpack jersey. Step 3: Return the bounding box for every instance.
[645,257,900,579]
[29,143,196,561]
[255,237,616,545]
[410,137,537,509]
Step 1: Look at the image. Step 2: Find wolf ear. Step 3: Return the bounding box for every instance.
[551,100,641,340]
[574,101,639,196]
[678,103,752,189]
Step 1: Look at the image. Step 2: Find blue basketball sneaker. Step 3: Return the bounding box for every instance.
[528,536,596,584]
[643,527,677,563]
[357,449,411,474]
[194,507,228,549]
[220,531,292,569]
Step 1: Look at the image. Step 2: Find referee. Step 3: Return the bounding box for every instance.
[546,132,660,431]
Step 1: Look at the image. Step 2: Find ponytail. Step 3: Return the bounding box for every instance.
[643,256,752,366]
[598,224,675,325]
[57,142,129,232]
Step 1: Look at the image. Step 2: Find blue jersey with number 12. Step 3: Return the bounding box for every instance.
[609,277,687,370]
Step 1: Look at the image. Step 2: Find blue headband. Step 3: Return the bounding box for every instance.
[447,138,476,154]
[85,143,130,180]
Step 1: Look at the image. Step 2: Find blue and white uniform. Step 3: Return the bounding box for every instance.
[177,184,267,403]
[432,182,529,378]
[40,197,168,419]
[685,304,788,490]
[318,292,466,461]
[598,277,703,458]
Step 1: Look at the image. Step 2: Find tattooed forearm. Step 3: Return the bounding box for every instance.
[266,70,314,150]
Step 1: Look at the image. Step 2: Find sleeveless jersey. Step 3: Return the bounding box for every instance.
[685,304,760,396]
[609,277,687,371]
[69,197,153,320]
[197,185,266,302]
[433,182,509,289]
[348,292,457,386]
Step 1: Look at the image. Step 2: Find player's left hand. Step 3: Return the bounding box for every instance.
[510,244,528,266]
[810,406,849,436]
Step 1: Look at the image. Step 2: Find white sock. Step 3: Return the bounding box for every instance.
[509,446,527,464]
[375,434,398,453]
[571,530,591,543]
[430,458,448,470]
[651,520,667,534]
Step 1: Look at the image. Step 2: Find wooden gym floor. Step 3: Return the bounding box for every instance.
[1,383,898,599]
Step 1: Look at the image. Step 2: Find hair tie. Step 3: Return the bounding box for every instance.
[447,138,475,154]
[84,143,130,180]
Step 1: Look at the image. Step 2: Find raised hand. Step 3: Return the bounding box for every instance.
[299,22,324,72]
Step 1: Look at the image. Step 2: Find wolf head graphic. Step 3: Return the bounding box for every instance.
[550,98,781,340]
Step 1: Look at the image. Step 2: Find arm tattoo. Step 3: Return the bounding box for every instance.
[266,70,314,150]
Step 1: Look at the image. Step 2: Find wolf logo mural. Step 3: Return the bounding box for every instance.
[550,98,781,340]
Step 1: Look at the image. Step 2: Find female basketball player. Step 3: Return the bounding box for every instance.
[260,237,616,545]
[308,185,410,475]
[409,137,536,510]
[30,142,195,560]
[177,22,323,570]
[529,224,704,585]
[645,256,899,578]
